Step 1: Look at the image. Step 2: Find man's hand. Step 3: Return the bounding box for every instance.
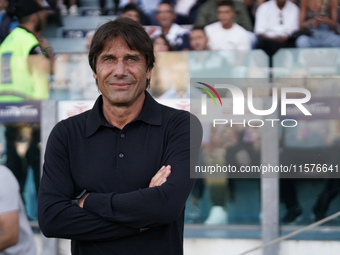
[274,36,288,43]
[38,38,51,49]
[315,16,333,26]
[78,192,90,208]
[149,165,171,188]
[306,18,319,27]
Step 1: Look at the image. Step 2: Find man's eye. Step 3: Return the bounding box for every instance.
[104,57,113,61]
[128,57,138,61]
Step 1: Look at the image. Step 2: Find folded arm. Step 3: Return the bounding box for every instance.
[38,122,140,241]
[82,112,202,229]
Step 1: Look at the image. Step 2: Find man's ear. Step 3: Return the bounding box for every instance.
[31,13,38,23]
[93,71,97,80]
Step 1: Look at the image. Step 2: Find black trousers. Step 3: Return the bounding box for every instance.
[279,147,327,209]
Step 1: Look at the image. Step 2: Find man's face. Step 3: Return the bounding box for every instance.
[153,37,169,52]
[156,3,175,28]
[121,10,140,23]
[217,5,235,27]
[190,29,208,51]
[93,36,151,107]
[0,0,8,10]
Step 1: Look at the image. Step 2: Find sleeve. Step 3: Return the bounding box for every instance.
[29,45,44,55]
[0,167,19,214]
[37,121,140,241]
[83,112,203,229]
[194,4,210,27]
[204,25,214,50]
[254,4,266,35]
[234,1,253,31]
[237,30,252,50]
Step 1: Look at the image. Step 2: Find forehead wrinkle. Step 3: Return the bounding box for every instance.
[102,38,141,56]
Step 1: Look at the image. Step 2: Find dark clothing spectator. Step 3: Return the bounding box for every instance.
[0,12,18,44]
[254,0,299,64]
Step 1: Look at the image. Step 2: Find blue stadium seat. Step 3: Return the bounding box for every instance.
[47,38,88,53]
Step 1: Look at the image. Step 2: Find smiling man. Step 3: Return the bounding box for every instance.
[38,18,202,255]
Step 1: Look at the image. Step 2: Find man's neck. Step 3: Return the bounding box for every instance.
[102,92,146,130]
[277,1,286,10]
[162,25,172,35]
[20,23,36,36]
[222,22,233,29]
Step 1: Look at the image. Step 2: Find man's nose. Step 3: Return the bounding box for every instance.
[114,60,127,77]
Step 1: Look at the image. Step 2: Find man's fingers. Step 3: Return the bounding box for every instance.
[151,166,170,187]
[149,165,171,187]
[160,178,167,186]
[150,166,166,185]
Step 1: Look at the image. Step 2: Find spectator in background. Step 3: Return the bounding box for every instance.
[254,0,299,63]
[194,0,253,31]
[190,26,209,51]
[189,26,231,78]
[174,0,201,24]
[0,165,36,255]
[120,3,142,23]
[0,0,52,205]
[186,27,221,223]
[58,0,78,16]
[119,0,163,24]
[280,120,328,224]
[68,30,100,100]
[296,0,340,47]
[204,0,251,50]
[312,121,340,222]
[149,34,172,97]
[0,0,52,102]
[243,0,267,25]
[153,34,174,51]
[98,0,119,15]
[150,1,191,50]
[0,0,18,44]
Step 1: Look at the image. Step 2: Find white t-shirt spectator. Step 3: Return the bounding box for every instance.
[254,0,299,38]
[0,165,36,255]
[204,21,251,50]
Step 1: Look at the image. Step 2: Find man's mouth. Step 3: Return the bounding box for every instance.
[109,83,132,89]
